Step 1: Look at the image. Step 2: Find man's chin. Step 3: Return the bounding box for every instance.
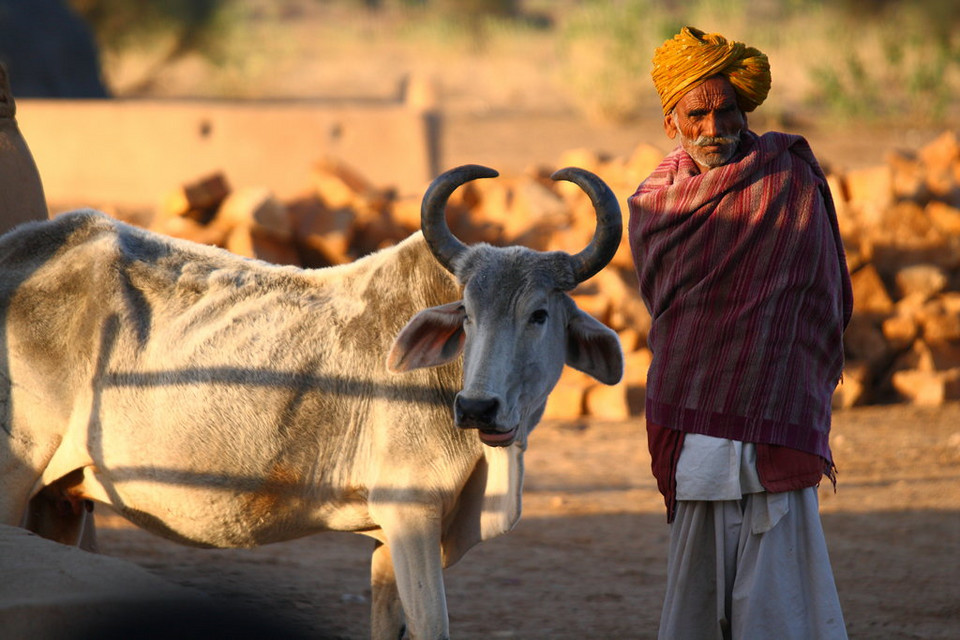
[693,148,736,169]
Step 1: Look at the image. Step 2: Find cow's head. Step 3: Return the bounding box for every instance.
[388,165,624,447]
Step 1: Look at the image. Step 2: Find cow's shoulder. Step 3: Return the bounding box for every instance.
[0,209,114,273]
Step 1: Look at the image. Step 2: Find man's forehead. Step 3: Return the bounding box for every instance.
[676,76,738,111]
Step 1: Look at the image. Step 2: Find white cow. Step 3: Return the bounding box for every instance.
[0,165,623,639]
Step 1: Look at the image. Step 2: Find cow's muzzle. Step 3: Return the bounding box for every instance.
[454,395,517,446]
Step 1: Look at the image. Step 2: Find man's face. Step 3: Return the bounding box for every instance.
[664,75,747,173]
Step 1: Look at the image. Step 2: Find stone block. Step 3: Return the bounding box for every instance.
[215,187,290,239]
[925,201,960,235]
[844,164,893,222]
[880,314,918,351]
[870,241,959,276]
[833,361,870,409]
[886,149,930,203]
[514,178,568,225]
[312,157,378,210]
[584,383,630,421]
[850,264,893,314]
[351,214,409,256]
[826,173,857,238]
[543,380,585,421]
[918,296,960,344]
[894,339,936,373]
[623,348,653,385]
[510,223,557,252]
[926,339,960,370]
[570,292,611,325]
[843,314,890,365]
[149,214,227,247]
[556,148,604,175]
[891,369,946,406]
[895,264,947,299]
[880,201,937,243]
[626,143,665,184]
[160,172,231,225]
[224,225,300,266]
[286,195,355,266]
[390,196,423,232]
[617,328,642,353]
[918,131,960,172]
[938,292,960,315]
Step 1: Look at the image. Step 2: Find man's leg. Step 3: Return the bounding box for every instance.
[659,499,744,640]
[732,488,848,640]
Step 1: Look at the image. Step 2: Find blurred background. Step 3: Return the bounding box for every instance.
[4,0,960,125]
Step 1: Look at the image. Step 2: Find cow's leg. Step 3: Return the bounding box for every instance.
[370,500,449,640]
[371,540,406,640]
[23,490,98,551]
[21,470,99,551]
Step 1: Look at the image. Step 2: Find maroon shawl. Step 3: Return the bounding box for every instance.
[628,130,853,460]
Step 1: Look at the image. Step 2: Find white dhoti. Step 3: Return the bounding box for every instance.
[658,436,848,640]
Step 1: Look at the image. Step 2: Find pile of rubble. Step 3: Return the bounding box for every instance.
[833,131,960,408]
[120,131,960,418]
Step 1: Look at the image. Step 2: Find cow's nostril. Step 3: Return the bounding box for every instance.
[455,396,499,427]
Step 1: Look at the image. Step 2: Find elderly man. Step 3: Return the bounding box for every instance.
[628,27,852,639]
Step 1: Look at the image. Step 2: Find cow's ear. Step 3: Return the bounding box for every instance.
[388,300,466,372]
[565,308,624,385]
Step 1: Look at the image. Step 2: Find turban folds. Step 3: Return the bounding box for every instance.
[652,27,771,116]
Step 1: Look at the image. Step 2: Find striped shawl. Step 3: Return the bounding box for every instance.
[628,130,853,460]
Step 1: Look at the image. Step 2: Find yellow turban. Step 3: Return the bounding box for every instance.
[652,27,771,116]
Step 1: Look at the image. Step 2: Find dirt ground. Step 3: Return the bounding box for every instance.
[92,401,960,640]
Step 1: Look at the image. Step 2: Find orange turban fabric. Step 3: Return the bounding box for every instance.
[652,27,771,116]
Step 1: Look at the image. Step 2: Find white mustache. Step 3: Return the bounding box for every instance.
[694,133,740,147]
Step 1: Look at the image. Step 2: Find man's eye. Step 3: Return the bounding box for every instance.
[529,309,548,325]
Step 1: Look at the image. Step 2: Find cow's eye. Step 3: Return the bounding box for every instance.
[529,309,548,325]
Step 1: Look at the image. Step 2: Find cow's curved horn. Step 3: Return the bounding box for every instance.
[551,167,622,284]
[421,164,499,274]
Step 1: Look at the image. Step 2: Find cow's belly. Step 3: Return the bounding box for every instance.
[82,469,377,548]
[82,386,375,546]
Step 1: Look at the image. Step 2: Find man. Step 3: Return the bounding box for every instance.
[628,27,853,639]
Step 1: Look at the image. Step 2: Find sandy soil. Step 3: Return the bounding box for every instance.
[92,402,960,640]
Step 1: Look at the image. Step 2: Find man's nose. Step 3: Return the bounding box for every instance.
[701,112,719,137]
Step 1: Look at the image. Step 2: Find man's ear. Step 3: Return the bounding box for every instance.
[387,300,466,372]
[565,308,624,385]
[663,111,678,139]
